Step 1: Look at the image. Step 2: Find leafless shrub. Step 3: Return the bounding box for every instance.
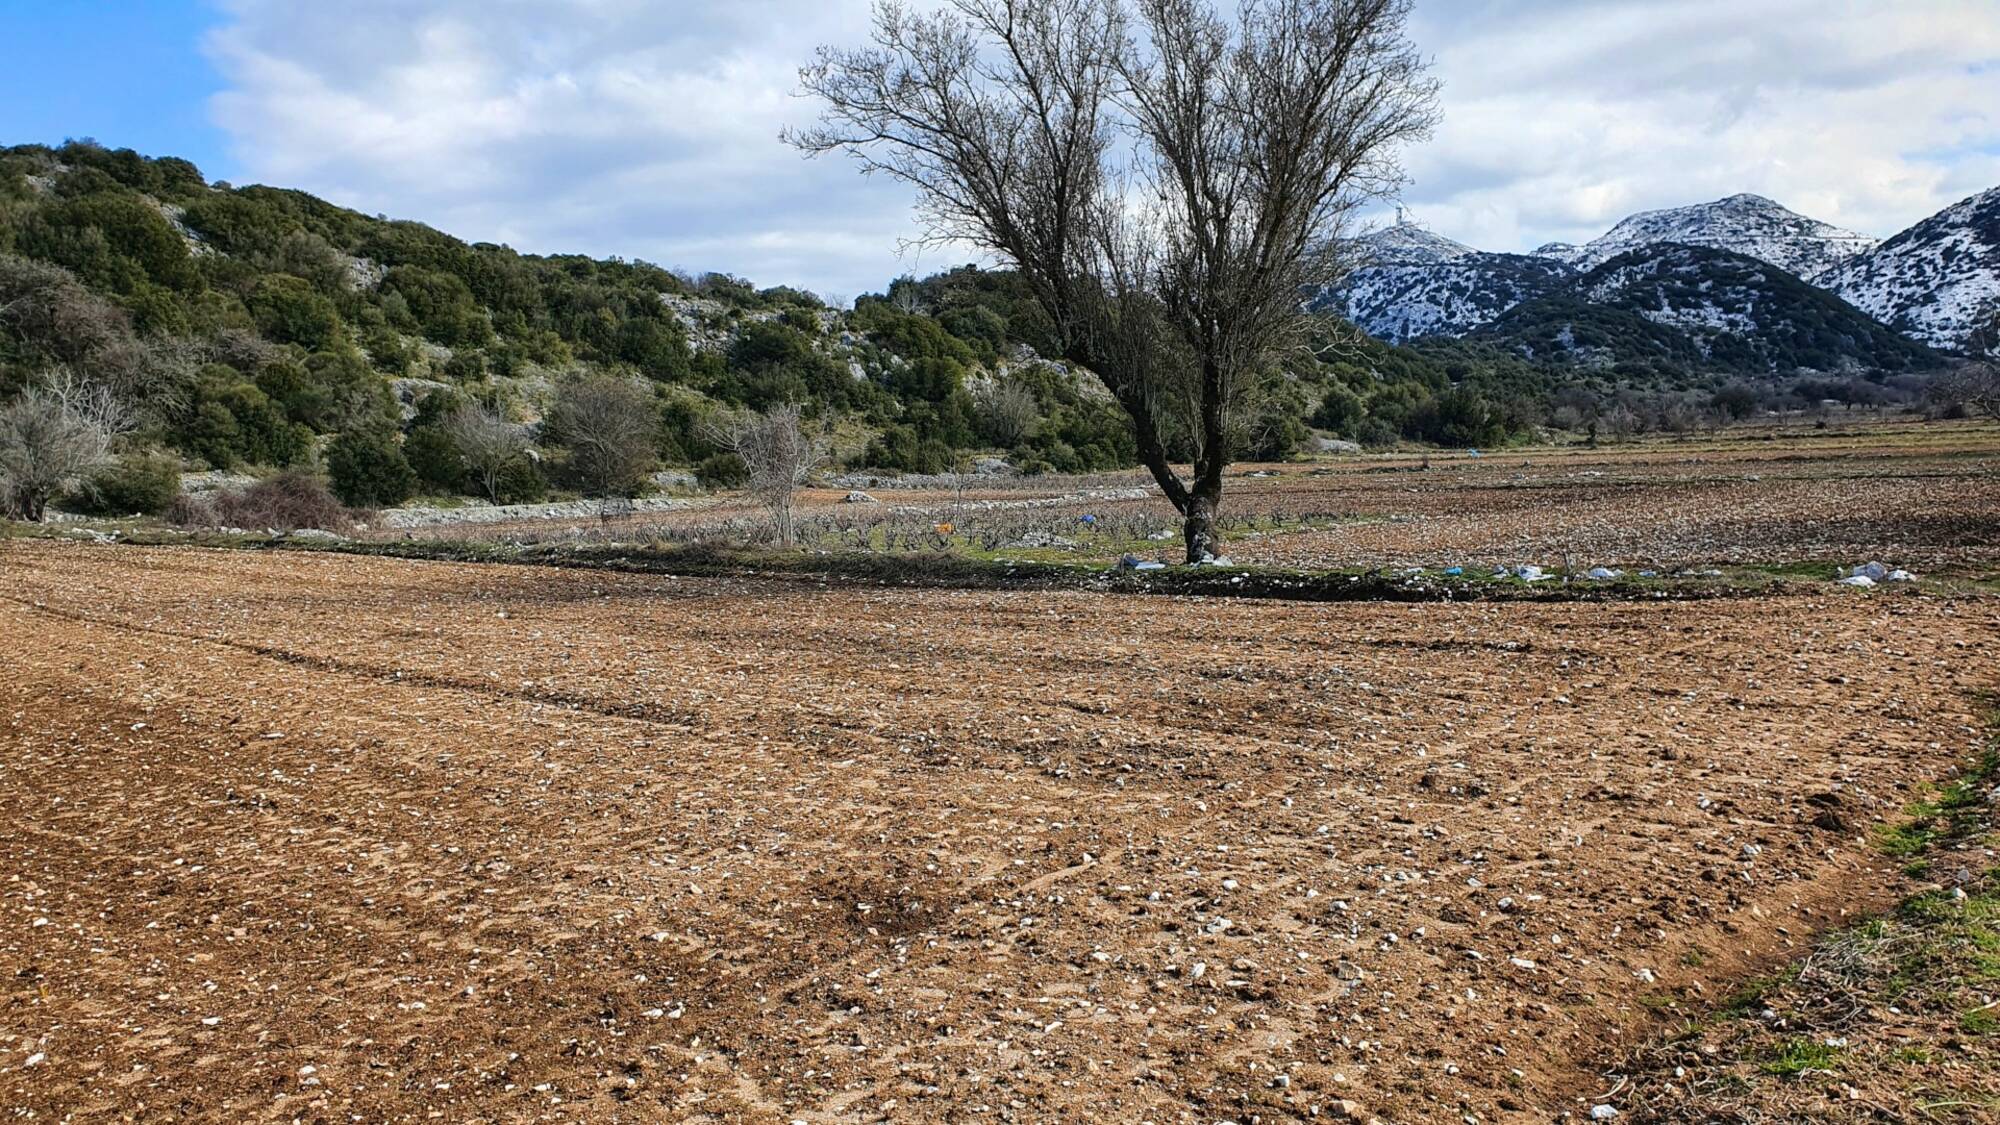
[546,375,657,498]
[705,404,831,548]
[445,404,534,502]
[170,470,358,533]
[0,254,134,367]
[974,378,1041,447]
[1931,359,2000,421]
[0,369,130,521]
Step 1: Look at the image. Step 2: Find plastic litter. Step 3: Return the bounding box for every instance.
[1585,567,1623,580]
[1442,566,1464,576]
[1838,574,1876,587]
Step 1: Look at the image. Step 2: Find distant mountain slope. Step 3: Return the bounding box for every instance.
[1319,247,1575,344]
[1537,194,1878,279]
[1472,243,1941,375]
[1822,186,2000,355]
[1350,221,1477,267]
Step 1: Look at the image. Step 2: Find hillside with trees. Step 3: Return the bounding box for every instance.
[0,141,1957,522]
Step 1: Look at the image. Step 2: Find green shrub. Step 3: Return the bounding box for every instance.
[245,274,342,350]
[486,456,548,504]
[325,428,417,507]
[69,450,182,516]
[402,425,464,493]
[695,452,747,489]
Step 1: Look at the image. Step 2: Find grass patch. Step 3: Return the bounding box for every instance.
[1605,704,2000,1119]
[1872,721,1998,861]
[1760,1036,1842,1078]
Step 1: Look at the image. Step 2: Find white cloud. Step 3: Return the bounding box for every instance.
[204,0,2000,294]
[1395,0,2000,250]
[205,0,939,297]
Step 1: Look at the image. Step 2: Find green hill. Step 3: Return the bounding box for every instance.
[0,142,1950,514]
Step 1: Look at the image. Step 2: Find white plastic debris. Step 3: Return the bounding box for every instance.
[1887,569,1916,582]
[1591,1105,1619,1120]
[1838,575,1876,588]
[1585,567,1623,580]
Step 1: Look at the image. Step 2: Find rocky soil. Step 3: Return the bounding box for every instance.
[2,542,1995,1121]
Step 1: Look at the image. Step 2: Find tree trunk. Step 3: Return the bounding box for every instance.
[775,497,795,549]
[1182,490,1220,564]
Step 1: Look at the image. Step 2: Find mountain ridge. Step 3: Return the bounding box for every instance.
[1467,242,1940,376]
[1822,186,2000,355]
[1320,189,1996,360]
[1535,193,1879,279]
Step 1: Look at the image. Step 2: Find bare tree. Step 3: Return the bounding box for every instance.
[0,369,131,521]
[1932,360,2000,421]
[707,404,831,548]
[547,376,658,499]
[445,404,533,502]
[974,376,1042,446]
[793,0,1435,560]
[887,275,927,315]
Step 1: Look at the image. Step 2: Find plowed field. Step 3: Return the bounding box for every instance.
[2,541,1994,1121]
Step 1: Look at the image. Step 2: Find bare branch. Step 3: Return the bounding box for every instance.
[0,368,132,521]
[792,0,1435,560]
[705,404,832,548]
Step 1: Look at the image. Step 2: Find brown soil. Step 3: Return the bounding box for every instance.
[377,421,2000,578]
[2,541,1995,1122]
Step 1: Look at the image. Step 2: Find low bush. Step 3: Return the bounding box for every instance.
[67,449,182,516]
[171,469,356,532]
[695,452,748,489]
[326,428,417,507]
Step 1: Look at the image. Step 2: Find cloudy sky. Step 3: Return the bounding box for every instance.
[3,0,1997,295]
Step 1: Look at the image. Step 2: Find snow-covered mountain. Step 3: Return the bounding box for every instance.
[1316,190,1998,367]
[1350,221,1478,268]
[1316,222,1576,342]
[1325,251,1574,343]
[1535,194,1878,279]
[1473,243,1940,374]
[1820,186,2000,355]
